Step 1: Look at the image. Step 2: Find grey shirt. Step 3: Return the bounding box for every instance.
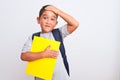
[22,24,70,80]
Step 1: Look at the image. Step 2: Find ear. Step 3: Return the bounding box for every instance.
[37,17,40,24]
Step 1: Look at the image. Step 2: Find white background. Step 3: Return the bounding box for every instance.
[0,0,119,80]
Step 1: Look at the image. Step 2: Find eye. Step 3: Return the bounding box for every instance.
[51,18,56,21]
[43,16,48,19]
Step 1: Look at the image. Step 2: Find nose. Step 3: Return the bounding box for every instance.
[46,19,51,24]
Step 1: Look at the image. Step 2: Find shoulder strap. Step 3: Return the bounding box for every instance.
[32,32,40,40]
[52,29,70,76]
[32,29,70,76]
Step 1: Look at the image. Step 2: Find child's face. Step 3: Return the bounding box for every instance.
[37,10,58,33]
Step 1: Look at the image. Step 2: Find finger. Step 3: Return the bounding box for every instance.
[46,45,51,50]
[51,54,57,58]
[52,51,59,57]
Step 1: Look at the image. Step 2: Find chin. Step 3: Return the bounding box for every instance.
[43,29,52,33]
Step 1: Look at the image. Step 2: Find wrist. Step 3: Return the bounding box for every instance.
[39,51,46,58]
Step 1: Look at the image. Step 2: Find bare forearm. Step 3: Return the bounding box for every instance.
[21,46,58,61]
[57,10,79,27]
[57,10,79,33]
[21,51,44,61]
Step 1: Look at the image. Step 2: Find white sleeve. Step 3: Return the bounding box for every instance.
[58,24,70,39]
[21,35,32,53]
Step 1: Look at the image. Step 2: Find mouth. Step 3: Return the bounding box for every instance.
[42,25,53,33]
[45,25,50,28]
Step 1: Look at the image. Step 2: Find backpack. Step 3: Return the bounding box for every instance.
[32,29,70,76]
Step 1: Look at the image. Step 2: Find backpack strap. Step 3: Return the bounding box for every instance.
[32,32,40,40]
[32,29,70,76]
[52,29,70,76]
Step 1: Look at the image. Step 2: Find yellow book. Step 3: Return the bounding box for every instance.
[25,36,60,80]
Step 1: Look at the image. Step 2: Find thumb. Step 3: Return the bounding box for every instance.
[46,45,51,50]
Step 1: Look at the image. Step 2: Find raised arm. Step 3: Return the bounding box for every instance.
[45,5,79,34]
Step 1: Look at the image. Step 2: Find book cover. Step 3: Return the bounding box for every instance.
[26,36,60,80]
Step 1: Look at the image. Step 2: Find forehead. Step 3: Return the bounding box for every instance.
[41,10,57,18]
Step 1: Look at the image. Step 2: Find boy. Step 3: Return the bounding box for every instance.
[21,5,79,80]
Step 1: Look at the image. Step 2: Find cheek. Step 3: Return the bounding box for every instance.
[51,24,56,28]
[52,22,57,27]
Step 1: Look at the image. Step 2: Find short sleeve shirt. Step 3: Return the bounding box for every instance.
[22,24,70,80]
